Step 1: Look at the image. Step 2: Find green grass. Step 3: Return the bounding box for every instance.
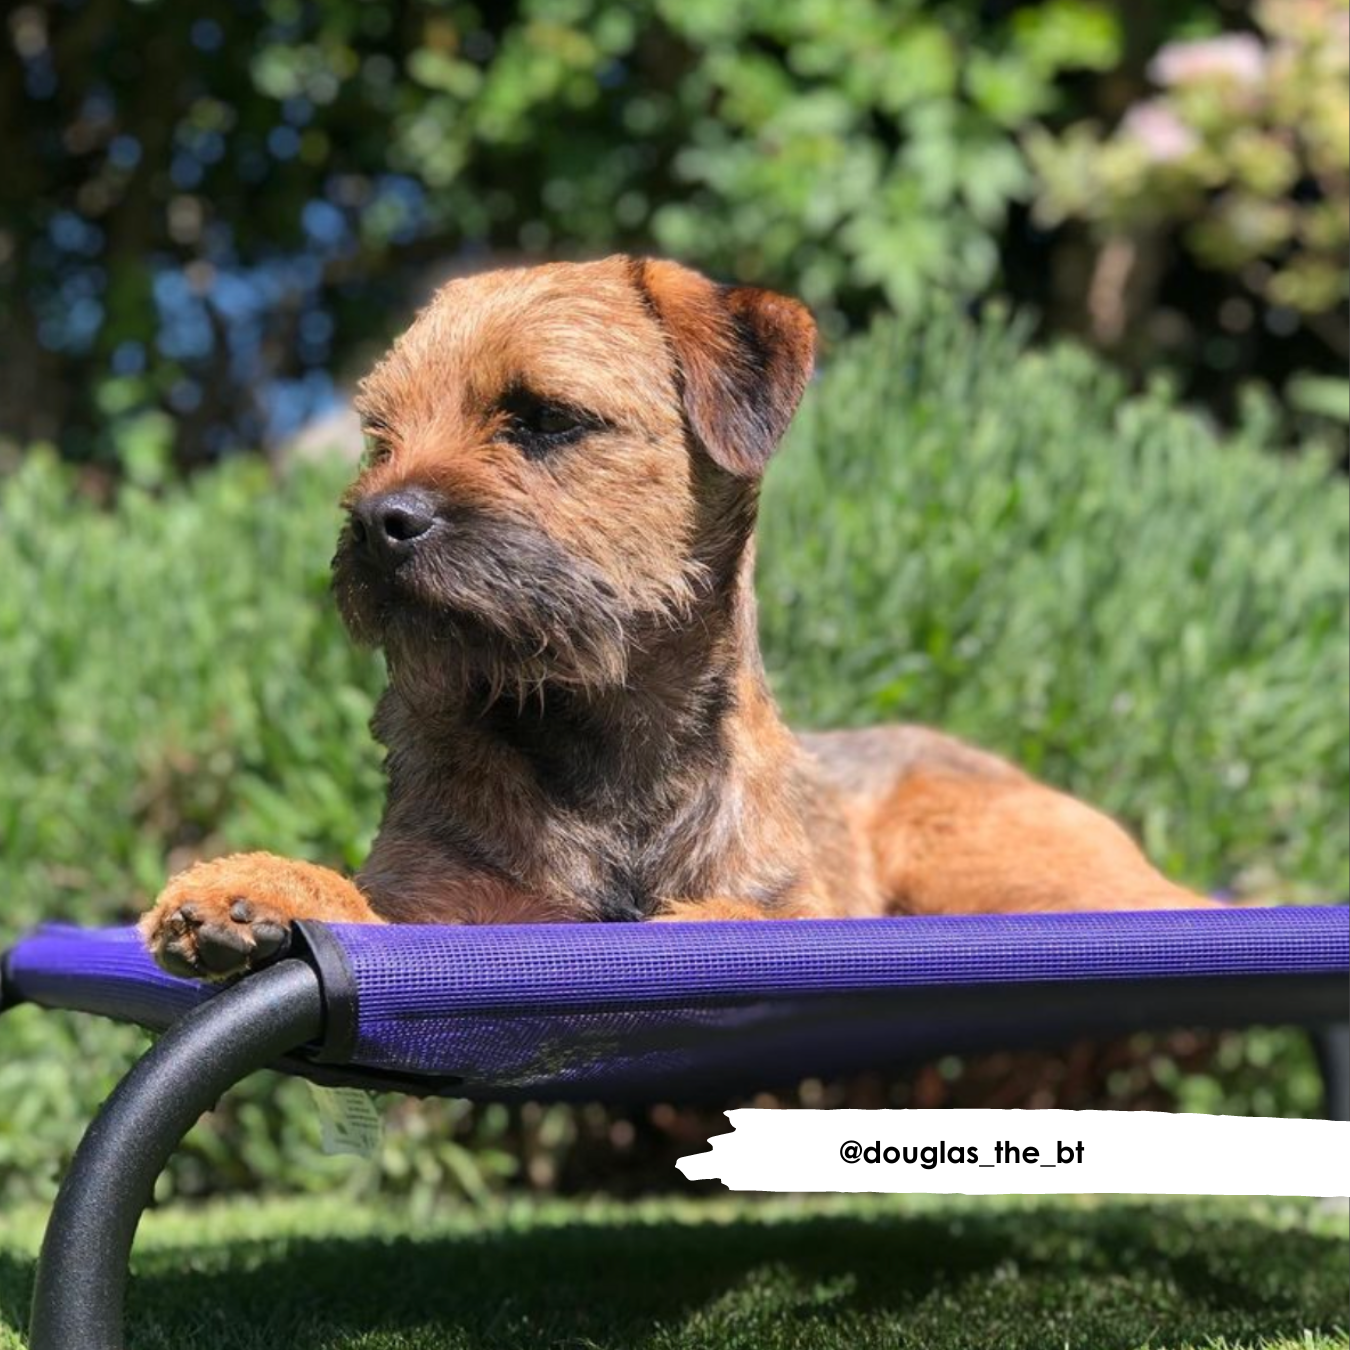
[0,1194,1345,1349]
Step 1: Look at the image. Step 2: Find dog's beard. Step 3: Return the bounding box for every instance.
[332,513,689,706]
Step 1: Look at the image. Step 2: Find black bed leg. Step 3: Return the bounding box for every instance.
[28,959,324,1350]
[1313,1023,1349,1123]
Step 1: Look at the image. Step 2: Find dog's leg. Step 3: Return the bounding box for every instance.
[869,773,1215,914]
[141,852,382,979]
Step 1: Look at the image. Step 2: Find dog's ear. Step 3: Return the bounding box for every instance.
[636,258,816,479]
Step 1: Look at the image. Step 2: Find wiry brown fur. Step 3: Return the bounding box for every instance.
[142,255,1208,980]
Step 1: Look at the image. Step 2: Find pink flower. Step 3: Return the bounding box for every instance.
[1121,100,1199,162]
[1149,34,1268,87]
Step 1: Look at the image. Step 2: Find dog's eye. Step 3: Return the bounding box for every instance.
[499,390,595,458]
[533,406,580,436]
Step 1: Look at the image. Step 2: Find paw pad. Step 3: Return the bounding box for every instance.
[152,896,291,980]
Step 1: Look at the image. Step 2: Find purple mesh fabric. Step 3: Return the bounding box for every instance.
[5,908,1346,1102]
[4,924,211,1029]
[329,907,1348,1099]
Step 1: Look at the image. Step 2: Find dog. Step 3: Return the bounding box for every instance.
[142,256,1210,979]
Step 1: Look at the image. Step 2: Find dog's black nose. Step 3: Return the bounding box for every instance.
[350,490,440,559]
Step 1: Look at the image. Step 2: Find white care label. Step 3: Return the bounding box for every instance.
[307,1084,384,1159]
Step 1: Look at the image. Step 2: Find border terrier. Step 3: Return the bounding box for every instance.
[142,256,1210,979]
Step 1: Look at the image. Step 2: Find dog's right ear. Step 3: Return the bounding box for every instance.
[634,258,816,479]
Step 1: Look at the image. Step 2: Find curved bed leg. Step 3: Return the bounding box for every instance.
[28,959,325,1350]
[1314,1023,1349,1123]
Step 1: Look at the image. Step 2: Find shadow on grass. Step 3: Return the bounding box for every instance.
[2,1203,1346,1349]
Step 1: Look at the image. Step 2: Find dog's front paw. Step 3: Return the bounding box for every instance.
[140,852,378,980]
[142,861,297,980]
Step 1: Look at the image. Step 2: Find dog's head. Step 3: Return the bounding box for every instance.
[332,256,815,699]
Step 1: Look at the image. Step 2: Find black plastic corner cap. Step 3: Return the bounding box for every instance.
[289,920,359,1064]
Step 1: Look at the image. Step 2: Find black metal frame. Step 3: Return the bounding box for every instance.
[1314,1023,1350,1124]
[0,947,1344,1350]
[24,960,324,1350]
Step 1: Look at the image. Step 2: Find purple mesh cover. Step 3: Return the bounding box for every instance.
[5,908,1346,1102]
[4,924,212,1028]
[328,908,1348,1098]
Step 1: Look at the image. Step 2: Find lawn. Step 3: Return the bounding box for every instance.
[0,1193,1344,1349]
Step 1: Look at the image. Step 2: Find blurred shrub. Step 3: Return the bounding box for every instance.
[1027,0,1349,407]
[520,0,1122,313]
[2,0,1124,465]
[1,307,1345,1205]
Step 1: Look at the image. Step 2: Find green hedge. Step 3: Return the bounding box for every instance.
[1,307,1345,1204]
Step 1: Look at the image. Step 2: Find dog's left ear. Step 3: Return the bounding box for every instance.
[636,258,816,479]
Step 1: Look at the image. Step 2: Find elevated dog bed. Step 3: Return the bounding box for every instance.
[3,905,1347,1350]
